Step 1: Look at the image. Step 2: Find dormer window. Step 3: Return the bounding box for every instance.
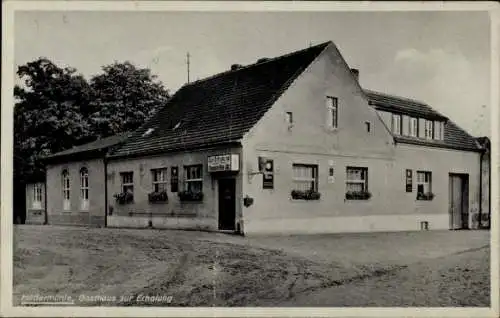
[409,117,418,137]
[434,121,444,140]
[173,121,182,131]
[391,114,402,135]
[424,120,434,139]
[142,128,155,137]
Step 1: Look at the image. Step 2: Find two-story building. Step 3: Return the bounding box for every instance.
[32,41,489,235]
[103,41,487,235]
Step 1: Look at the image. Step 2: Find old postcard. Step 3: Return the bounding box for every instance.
[2,1,499,317]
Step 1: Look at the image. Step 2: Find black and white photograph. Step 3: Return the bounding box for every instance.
[2,1,499,317]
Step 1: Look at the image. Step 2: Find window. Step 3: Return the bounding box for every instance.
[285,112,293,125]
[62,169,70,210]
[184,165,203,193]
[365,121,371,132]
[416,171,432,194]
[152,168,168,192]
[391,114,402,135]
[409,117,418,137]
[424,120,434,139]
[292,164,318,192]
[327,96,338,129]
[80,167,89,210]
[32,183,43,209]
[121,172,134,194]
[346,167,368,192]
[435,121,444,140]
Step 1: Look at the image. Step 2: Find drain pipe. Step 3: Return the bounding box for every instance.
[44,173,48,225]
[104,156,108,228]
[479,150,483,229]
[488,150,491,229]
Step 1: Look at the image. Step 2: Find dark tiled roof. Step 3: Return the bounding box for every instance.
[365,90,480,152]
[44,133,131,162]
[365,90,448,120]
[109,41,331,158]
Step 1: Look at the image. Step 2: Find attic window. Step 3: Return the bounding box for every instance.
[142,128,155,137]
[173,121,182,131]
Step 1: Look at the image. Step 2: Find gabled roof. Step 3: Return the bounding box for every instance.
[365,90,480,152]
[109,41,331,158]
[44,133,131,163]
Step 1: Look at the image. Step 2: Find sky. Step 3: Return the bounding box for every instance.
[14,10,492,137]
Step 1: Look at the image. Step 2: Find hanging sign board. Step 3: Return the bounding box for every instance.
[328,167,335,184]
[208,154,240,172]
[171,166,179,192]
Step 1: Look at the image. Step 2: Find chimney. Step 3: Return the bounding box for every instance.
[351,68,359,81]
[231,64,243,71]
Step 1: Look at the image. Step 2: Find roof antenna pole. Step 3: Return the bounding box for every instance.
[187,52,191,84]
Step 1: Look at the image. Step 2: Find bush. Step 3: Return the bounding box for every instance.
[114,192,134,204]
[148,191,168,203]
[291,190,321,201]
[345,191,371,200]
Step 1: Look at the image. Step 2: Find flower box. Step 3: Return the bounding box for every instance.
[114,192,134,204]
[345,191,371,200]
[148,191,168,203]
[291,190,321,201]
[178,191,204,202]
[416,192,434,201]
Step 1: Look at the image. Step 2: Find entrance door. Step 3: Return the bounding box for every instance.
[218,178,236,231]
[449,174,469,230]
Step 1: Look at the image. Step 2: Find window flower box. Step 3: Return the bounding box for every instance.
[114,192,134,204]
[178,191,204,202]
[291,190,321,201]
[345,191,371,200]
[416,192,434,201]
[148,191,168,203]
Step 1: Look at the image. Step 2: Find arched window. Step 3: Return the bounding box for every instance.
[62,169,70,210]
[80,167,89,210]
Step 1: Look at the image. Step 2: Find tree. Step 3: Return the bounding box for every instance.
[13,58,170,223]
[88,61,170,138]
[14,58,94,185]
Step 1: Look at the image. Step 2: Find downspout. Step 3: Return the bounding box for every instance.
[44,171,48,225]
[104,155,108,228]
[488,149,491,229]
[479,150,483,229]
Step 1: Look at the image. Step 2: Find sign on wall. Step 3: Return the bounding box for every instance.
[406,169,412,192]
[207,154,240,172]
[259,157,274,189]
[171,166,179,192]
[328,167,335,184]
